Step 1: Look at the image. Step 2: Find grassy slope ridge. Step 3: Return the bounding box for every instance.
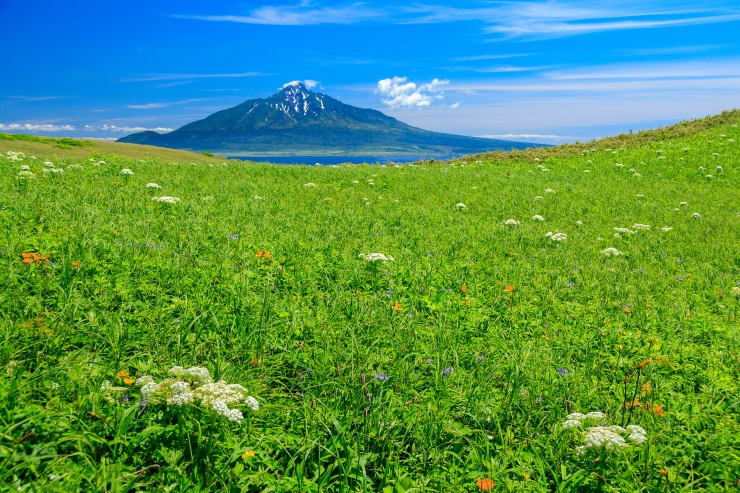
[1,112,740,491]
[0,133,228,163]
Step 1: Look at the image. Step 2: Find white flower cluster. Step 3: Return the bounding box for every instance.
[120,169,134,175]
[503,219,520,226]
[134,366,259,423]
[614,227,636,234]
[359,253,394,262]
[632,223,651,231]
[561,413,647,455]
[532,215,545,221]
[601,247,622,257]
[152,196,181,204]
[146,183,162,188]
[546,231,567,242]
[456,203,467,208]
[544,188,556,194]
[660,226,673,232]
[5,151,25,162]
[303,182,316,187]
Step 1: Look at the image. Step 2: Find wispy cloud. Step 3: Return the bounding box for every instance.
[84,125,174,133]
[480,133,577,140]
[617,44,728,56]
[0,123,75,131]
[173,3,384,26]
[453,54,534,61]
[127,98,212,109]
[544,60,740,80]
[124,72,263,82]
[8,96,69,102]
[377,77,448,108]
[175,2,740,40]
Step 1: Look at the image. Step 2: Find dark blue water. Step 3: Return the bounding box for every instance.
[228,155,459,165]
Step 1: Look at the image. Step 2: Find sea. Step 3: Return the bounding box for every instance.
[227,155,461,165]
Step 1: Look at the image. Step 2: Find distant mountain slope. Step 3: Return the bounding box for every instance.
[118,82,541,155]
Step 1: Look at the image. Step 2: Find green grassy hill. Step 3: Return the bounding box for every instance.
[1,112,740,491]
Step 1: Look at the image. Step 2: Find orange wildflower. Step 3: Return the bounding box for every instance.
[624,373,635,383]
[263,251,272,259]
[652,404,666,417]
[623,308,631,313]
[251,358,259,366]
[505,285,515,292]
[625,398,641,408]
[461,285,468,292]
[123,377,134,385]
[636,359,651,369]
[476,478,494,491]
[641,381,652,395]
[392,301,403,312]
[117,371,129,378]
[256,250,263,257]
[71,261,80,267]
[658,469,668,477]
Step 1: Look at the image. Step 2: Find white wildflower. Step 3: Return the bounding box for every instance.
[20,165,30,170]
[67,164,83,170]
[576,220,583,226]
[120,169,134,175]
[692,212,701,218]
[540,168,550,172]
[534,196,544,200]
[18,171,34,177]
[716,166,723,172]
[632,224,650,230]
[167,381,194,406]
[146,183,161,189]
[633,173,642,178]
[626,425,646,436]
[566,413,587,421]
[585,412,606,420]
[607,425,626,433]
[456,203,467,208]
[660,227,673,232]
[211,400,243,422]
[303,183,316,187]
[602,248,622,257]
[544,188,555,194]
[615,163,624,167]
[629,432,648,443]
[140,381,160,399]
[562,419,582,429]
[194,381,247,406]
[546,232,567,242]
[43,161,54,167]
[613,227,636,234]
[252,195,263,200]
[244,396,260,411]
[705,175,713,179]
[577,427,628,454]
[679,201,688,206]
[136,375,154,386]
[168,366,213,384]
[532,215,545,221]
[352,180,359,184]
[584,170,590,173]
[152,196,181,204]
[503,219,520,226]
[359,253,394,262]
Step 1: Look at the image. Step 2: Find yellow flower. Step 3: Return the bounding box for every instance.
[242,450,255,460]
[117,371,129,378]
[123,377,134,385]
[392,301,403,312]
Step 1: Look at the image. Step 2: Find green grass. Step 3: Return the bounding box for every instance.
[1,115,740,492]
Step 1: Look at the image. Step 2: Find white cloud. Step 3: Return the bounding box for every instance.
[176,2,740,40]
[127,98,212,109]
[124,72,262,82]
[304,79,320,89]
[480,134,576,140]
[450,102,460,109]
[0,123,75,132]
[377,77,449,108]
[85,125,174,133]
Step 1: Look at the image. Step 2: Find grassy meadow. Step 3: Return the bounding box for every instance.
[1,114,740,492]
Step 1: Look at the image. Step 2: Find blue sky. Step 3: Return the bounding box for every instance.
[1,0,739,144]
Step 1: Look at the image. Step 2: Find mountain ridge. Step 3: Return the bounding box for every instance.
[118,82,542,156]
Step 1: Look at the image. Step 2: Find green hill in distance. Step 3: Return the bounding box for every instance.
[118,82,542,156]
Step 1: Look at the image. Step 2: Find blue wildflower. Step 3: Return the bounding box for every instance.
[557,368,568,376]
[442,367,453,378]
[376,372,389,381]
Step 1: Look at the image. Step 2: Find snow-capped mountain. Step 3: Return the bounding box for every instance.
[118,82,539,155]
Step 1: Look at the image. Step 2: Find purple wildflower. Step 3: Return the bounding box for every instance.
[376,372,389,381]
[442,367,453,378]
[138,399,149,413]
[119,395,129,404]
[557,368,568,376]
[477,355,485,362]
